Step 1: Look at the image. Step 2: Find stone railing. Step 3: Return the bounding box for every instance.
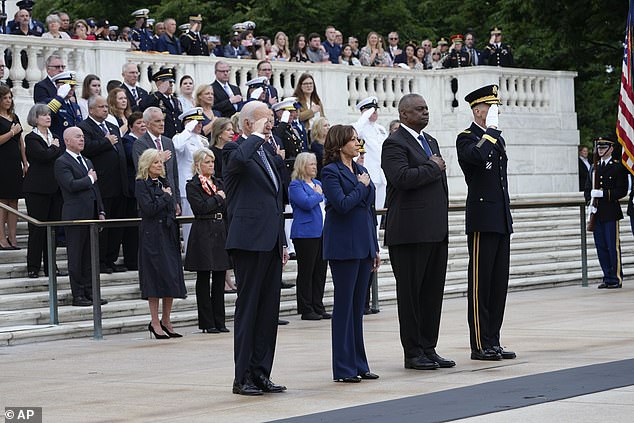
[0,35,579,195]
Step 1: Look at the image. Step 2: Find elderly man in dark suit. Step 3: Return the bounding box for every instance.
[223,100,288,396]
[381,94,454,371]
[54,127,106,306]
[212,61,243,118]
[78,96,128,274]
[33,54,66,104]
[120,63,149,112]
[132,106,181,214]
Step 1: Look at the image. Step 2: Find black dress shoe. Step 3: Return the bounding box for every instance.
[111,264,128,273]
[334,376,361,383]
[100,265,113,274]
[281,281,295,289]
[321,312,332,319]
[224,288,237,294]
[493,346,516,359]
[288,252,297,260]
[87,297,108,305]
[28,271,39,278]
[72,297,92,307]
[425,351,456,368]
[404,356,439,370]
[202,328,220,333]
[359,371,379,380]
[232,379,263,396]
[218,327,230,333]
[471,348,502,361]
[606,283,622,289]
[253,375,287,393]
[278,319,289,325]
[301,312,322,320]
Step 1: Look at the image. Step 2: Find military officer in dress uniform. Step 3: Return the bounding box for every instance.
[47,71,83,143]
[444,34,472,68]
[272,98,306,174]
[139,68,183,139]
[481,27,514,67]
[180,15,209,56]
[584,137,628,289]
[130,9,153,52]
[456,84,516,362]
[245,76,270,103]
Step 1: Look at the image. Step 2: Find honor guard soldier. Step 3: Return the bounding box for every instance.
[456,84,516,362]
[272,98,306,173]
[139,68,183,139]
[180,14,209,56]
[245,76,270,103]
[584,137,628,289]
[481,27,514,67]
[47,71,83,142]
[444,34,472,68]
[130,9,153,52]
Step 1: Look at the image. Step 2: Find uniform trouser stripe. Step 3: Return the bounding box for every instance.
[473,232,482,350]
[616,223,622,287]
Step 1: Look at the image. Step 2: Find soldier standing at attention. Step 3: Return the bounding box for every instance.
[456,85,516,361]
[130,9,153,52]
[180,15,209,56]
[481,27,514,67]
[139,68,183,139]
[584,137,628,289]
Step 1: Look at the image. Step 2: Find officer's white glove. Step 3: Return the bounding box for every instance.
[361,107,375,121]
[57,84,72,99]
[485,104,499,128]
[250,87,264,100]
[280,110,290,123]
[184,120,198,132]
[591,189,604,198]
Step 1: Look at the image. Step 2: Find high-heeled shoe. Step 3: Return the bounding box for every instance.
[6,238,20,250]
[148,323,169,339]
[160,323,182,338]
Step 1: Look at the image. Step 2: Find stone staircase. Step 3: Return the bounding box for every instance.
[1,193,632,346]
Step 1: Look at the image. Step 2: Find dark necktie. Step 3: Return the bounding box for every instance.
[417,134,433,157]
[154,137,163,151]
[257,146,278,191]
[131,87,138,101]
[76,155,88,172]
[99,122,108,135]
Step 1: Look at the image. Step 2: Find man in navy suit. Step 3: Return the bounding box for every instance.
[154,18,181,54]
[34,55,66,104]
[79,96,128,274]
[382,94,454,371]
[223,101,288,396]
[212,61,243,118]
[54,127,106,307]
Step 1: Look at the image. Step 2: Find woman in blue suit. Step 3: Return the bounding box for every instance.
[321,124,381,383]
[289,152,329,321]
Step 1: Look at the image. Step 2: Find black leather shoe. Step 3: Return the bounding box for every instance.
[471,348,502,361]
[232,379,263,396]
[100,265,113,274]
[281,281,295,289]
[253,375,287,393]
[56,269,68,277]
[597,283,608,289]
[87,297,108,305]
[202,328,220,333]
[606,283,622,289]
[278,319,289,325]
[425,351,456,368]
[359,371,379,380]
[72,297,92,307]
[218,327,230,333]
[28,271,39,278]
[404,356,439,370]
[335,376,361,383]
[111,264,128,273]
[301,312,322,320]
[321,312,332,319]
[493,346,516,359]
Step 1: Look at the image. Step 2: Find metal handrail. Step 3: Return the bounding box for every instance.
[0,196,595,340]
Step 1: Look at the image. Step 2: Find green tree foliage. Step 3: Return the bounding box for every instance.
[31,0,627,144]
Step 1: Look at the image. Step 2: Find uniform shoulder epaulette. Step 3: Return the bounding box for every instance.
[185,32,196,41]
